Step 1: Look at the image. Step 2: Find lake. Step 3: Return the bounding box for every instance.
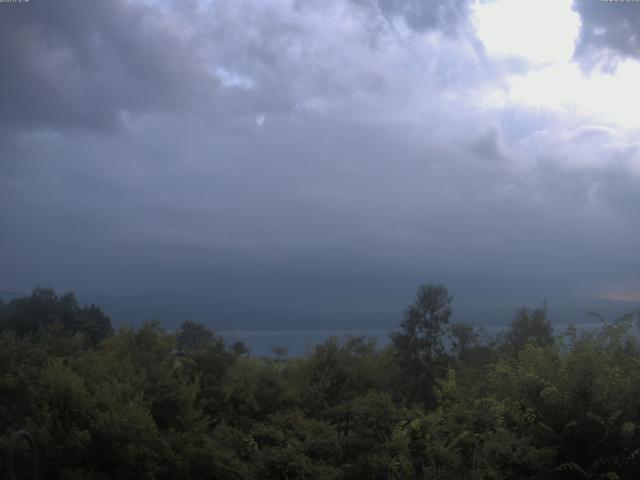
[220,322,611,357]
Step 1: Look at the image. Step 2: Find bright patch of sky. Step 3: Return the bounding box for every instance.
[473,0,580,65]
[210,66,256,90]
[473,0,640,130]
[504,61,640,128]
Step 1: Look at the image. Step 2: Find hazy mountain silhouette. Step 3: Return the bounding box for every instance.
[2,288,637,332]
[78,292,639,332]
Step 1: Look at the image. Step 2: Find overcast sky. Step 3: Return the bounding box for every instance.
[1,0,639,311]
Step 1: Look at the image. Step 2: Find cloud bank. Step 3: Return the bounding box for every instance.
[1,0,638,317]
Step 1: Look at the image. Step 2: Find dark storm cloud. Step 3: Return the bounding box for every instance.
[0,0,204,131]
[572,0,640,67]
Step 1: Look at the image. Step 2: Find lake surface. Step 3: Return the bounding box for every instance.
[220,322,610,357]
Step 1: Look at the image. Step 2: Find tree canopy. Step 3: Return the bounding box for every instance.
[2,286,640,479]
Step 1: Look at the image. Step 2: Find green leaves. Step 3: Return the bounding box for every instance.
[391,284,453,406]
[2,287,640,479]
[505,303,553,354]
[1,287,113,347]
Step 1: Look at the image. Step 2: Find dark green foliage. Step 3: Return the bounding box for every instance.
[230,340,249,356]
[1,287,112,346]
[391,284,453,406]
[505,303,554,353]
[2,286,640,479]
[176,319,217,353]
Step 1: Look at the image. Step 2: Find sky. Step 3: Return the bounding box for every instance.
[1,0,639,316]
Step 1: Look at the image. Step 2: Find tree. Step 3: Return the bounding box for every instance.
[231,340,249,356]
[448,322,478,360]
[73,303,113,346]
[176,320,217,353]
[1,288,112,346]
[391,284,453,406]
[505,303,553,353]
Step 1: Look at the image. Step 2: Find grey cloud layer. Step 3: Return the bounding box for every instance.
[0,0,207,131]
[573,0,640,67]
[1,0,639,307]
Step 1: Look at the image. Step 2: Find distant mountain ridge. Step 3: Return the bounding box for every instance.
[3,289,639,332]
[0,288,29,301]
[78,292,640,332]
[79,292,312,331]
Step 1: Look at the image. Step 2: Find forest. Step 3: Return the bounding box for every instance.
[2,285,640,479]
